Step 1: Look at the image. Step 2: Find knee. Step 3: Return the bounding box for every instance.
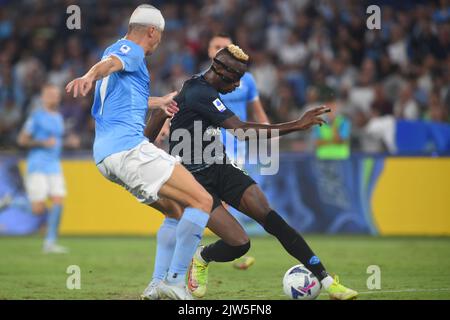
[190,190,213,214]
[152,199,184,220]
[234,232,250,247]
[233,240,251,259]
[50,197,64,205]
[31,202,46,215]
[166,204,184,220]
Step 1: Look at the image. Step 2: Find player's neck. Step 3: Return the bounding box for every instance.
[124,34,149,55]
[43,105,58,113]
[203,70,221,91]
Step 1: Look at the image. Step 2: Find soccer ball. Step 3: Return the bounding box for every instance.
[282,264,321,300]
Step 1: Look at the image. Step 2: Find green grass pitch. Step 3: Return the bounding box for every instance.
[1,235,450,300]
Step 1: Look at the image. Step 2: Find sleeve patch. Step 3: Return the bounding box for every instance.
[120,45,131,54]
[212,98,226,112]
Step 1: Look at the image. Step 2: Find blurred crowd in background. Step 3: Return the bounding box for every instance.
[0,0,449,153]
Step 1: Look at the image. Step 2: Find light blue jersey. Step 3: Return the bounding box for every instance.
[220,72,259,162]
[91,39,150,164]
[23,108,64,174]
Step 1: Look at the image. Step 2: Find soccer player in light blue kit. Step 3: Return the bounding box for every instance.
[146,35,270,298]
[65,5,217,300]
[18,84,68,254]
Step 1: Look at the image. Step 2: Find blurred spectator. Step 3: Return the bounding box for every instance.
[312,100,351,160]
[394,83,420,120]
[0,0,448,153]
[387,25,409,69]
[371,84,394,117]
[272,81,299,123]
[250,52,278,99]
[0,97,21,147]
[348,60,376,115]
[425,91,449,122]
[278,30,308,67]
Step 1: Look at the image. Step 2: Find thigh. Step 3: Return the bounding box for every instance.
[48,174,67,200]
[25,173,49,203]
[158,163,212,213]
[150,198,184,220]
[99,141,179,205]
[218,163,256,210]
[237,184,272,225]
[207,205,249,246]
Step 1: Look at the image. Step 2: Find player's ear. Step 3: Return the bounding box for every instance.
[147,26,155,39]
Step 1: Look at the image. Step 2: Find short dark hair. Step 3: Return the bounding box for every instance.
[212,32,233,42]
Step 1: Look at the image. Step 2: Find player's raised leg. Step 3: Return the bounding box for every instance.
[237,184,358,300]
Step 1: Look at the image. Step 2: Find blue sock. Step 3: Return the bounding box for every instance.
[152,217,178,281]
[166,208,209,284]
[45,204,62,243]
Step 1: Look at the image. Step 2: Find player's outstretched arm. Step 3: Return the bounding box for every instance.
[222,105,330,140]
[65,56,123,98]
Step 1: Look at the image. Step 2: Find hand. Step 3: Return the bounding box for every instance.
[65,75,94,98]
[296,105,330,130]
[42,137,56,148]
[160,91,179,117]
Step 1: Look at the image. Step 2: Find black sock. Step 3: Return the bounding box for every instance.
[263,210,328,281]
[201,240,250,263]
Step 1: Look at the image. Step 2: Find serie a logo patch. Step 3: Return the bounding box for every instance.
[213,98,226,112]
[120,45,131,54]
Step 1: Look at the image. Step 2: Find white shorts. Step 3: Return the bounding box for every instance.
[25,173,67,202]
[97,140,180,205]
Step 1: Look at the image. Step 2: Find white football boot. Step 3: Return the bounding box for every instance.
[156,281,194,300]
[43,242,69,254]
[141,280,163,300]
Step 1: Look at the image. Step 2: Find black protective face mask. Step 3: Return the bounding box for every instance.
[211,64,237,83]
[211,58,244,84]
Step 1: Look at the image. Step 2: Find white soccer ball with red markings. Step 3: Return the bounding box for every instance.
[282,264,321,300]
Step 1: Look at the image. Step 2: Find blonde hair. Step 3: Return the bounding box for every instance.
[226,44,249,63]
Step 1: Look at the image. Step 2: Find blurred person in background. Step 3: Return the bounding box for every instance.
[0,0,448,152]
[312,99,351,160]
[394,82,420,120]
[348,58,376,115]
[370,84,394,117]
[0,96,21,147]
[425,90,449,122]
[17,84,71,254]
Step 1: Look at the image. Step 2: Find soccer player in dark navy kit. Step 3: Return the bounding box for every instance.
[145,44,358,300]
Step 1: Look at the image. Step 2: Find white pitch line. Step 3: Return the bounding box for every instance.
[341,288,450,295]
[252,288,450,298]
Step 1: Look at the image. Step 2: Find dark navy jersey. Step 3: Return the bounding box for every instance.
[169,75,235,172]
